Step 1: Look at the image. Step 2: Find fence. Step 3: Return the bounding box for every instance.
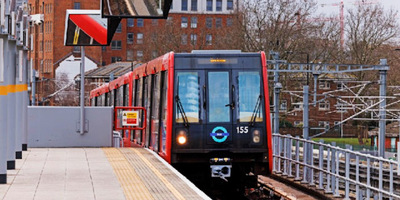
[272,133,400,200]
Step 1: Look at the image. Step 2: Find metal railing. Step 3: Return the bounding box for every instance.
[272,133,400,200]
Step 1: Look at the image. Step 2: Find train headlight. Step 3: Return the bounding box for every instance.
[177,130,187,145]
[252,129,261,143]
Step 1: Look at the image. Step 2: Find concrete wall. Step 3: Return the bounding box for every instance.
[28,106,113,147]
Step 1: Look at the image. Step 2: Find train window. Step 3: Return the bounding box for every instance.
[124,84,129,106]
[117,86,124,106]
[145,76,153,146]
[151,74,161,151]
[161,71,168,153]
[237,71,263,122]
[101,94,106,106]
[208,72,230,123]
[131,79,137,106]
[176,72,200,123]
[110,90,115,106]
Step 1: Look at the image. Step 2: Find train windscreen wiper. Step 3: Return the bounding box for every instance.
[175,95,189,128]
[249,95,262,127]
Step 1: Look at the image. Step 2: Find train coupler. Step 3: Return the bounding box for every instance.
[210,158,232,182]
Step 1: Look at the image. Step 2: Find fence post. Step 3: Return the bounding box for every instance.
[288,135,293,177]
[334,150,340,197]
[345,145,350,200]
[366,158,371,199]
[331,142,336,195]
[273,136,277,173]
[318,140,324,190]
[325,147,332,193]
[356,155,360,200]
[309,142,315,186]
[295,136,301,181]
[277,136,282,173]
[301,141,308,184]
[283,135,288,176]
[389,163,393,200]
[379,160,383,200]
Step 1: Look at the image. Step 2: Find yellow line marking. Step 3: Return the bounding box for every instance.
[0,86,6,95]
[103,148,154,200]
[6,85,15,93]
[15,84,28,92]
[130,148,186,200]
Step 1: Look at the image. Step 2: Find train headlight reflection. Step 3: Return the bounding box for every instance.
[177,130,187,145]
[252,129,261,143]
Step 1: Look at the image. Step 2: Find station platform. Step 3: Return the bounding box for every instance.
[0,148,210,200]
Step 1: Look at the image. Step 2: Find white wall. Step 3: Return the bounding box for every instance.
[56,55,97,81]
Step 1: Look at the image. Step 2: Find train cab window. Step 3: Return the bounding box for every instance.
[176,72,200,123]
[208,72,230,122]
[237,71,263,122]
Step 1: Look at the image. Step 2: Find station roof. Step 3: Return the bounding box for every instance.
[83,61,141,80]
[368,122,399,137]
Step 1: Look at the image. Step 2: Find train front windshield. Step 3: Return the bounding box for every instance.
[174,54,265,150]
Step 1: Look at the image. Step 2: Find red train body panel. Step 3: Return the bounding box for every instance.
[90,51,273,177]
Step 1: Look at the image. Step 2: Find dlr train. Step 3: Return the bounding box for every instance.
[90,50,273,185]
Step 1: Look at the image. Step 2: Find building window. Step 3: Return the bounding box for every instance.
[190,34,197,45]
[74,2,80,9]
[137,33,143,44]
[216,18,222,28]
[127,33,134,44]
[191,0,197,11]
[137,19,144,27]
[319,100,330,111]
[337,83,344,90]
[181,34,187,45]
[73,46,80,53]
[181,0,188,11]
[181,17,188,28]
[111,57,122,63]
[293,102,303,110]
[191,17,197,28]
[152,50,158,58]
[127,50,133,61]
[206,0,213,11]
[152,19,158,26]
[227,18,233,26]
[116,23,122,33]
[111,40,122,50]
[137,51,143,61]
[280,100,287,111]
[319,80,330,89]
[127,18,134,27]
[206,34,212,45]
[318,121,330,130]
[216,0,222,11]
[294,121,302,127]
[206,18,212,28]
[227,0,233,10]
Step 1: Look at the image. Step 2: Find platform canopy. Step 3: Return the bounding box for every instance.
[101,0,172,18]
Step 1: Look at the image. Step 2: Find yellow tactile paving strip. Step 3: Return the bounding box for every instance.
[105,148,206,200]
[129,148,185,200]
[103,148,154,200]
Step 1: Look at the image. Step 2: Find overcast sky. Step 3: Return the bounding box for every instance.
[316,0,400,16]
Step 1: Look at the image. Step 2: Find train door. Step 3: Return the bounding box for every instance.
[205,70,235,147]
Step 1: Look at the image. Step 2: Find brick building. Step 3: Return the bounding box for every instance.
[28,0,238,104]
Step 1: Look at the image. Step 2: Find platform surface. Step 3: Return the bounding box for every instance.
[0,148,209,200]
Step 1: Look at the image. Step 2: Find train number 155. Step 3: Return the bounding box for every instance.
[236,126,249,134]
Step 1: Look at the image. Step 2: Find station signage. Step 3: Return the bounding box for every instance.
[122,111,139,126]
